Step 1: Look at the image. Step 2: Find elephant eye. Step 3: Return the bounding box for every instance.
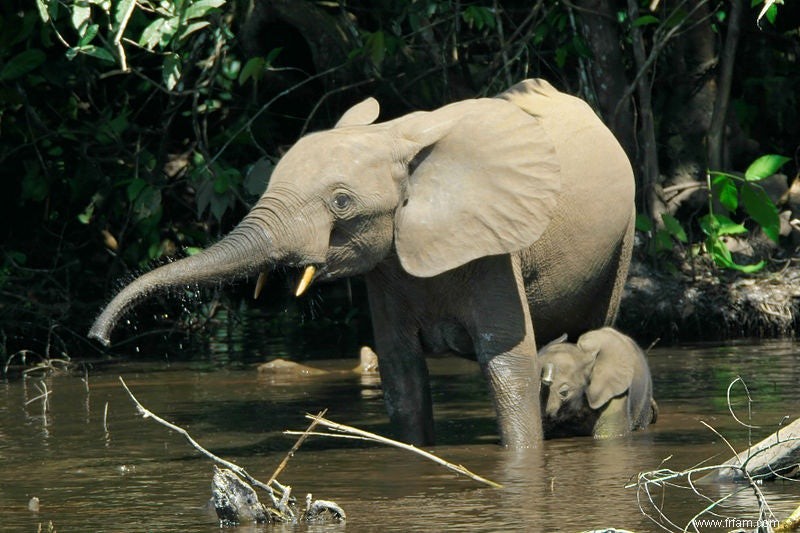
[331,192,353,212]
[558,385,570,400]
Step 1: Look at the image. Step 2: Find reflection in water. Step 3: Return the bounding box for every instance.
[0,340,799,531]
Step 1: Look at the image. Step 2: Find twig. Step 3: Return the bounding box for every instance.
[113,0,137,72]
[726,377,761,430]
[287,413,502,489]
[118,377,282,507]
[268,409,328,486]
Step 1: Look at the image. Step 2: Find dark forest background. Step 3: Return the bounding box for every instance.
[1,0,798,364]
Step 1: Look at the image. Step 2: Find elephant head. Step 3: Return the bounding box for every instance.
[538,336,599,420]
[539,327,655,438]
[89,86,562,346]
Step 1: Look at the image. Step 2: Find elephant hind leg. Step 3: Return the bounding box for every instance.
[602,206,636,326]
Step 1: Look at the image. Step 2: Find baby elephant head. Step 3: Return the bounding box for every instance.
[539,327,655,438]
[539,329,638,418]
[539,335,599,420]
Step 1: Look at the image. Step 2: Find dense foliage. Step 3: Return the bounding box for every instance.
[1,0,798,363]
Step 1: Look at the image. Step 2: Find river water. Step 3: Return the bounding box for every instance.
[2,340,799,532]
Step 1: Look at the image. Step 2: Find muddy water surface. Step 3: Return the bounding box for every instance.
[2,340,800,532]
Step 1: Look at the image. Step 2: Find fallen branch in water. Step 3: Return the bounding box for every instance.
[285,412,503,489]
[632,377,800,531]
[118,376,342,525]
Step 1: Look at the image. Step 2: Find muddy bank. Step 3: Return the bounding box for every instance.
[617,259,800,343]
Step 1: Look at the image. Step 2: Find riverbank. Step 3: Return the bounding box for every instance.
[618,258,800,343]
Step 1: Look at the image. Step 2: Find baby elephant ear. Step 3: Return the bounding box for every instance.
[579,332,635,410]
[393,98,562,277]
[335,97,380,128]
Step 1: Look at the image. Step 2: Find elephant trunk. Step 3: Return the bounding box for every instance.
[88,217,276,347]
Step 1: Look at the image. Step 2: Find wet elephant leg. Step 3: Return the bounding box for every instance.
[366,275,435,445]
[592,396,631,438]
[469,255,543,448]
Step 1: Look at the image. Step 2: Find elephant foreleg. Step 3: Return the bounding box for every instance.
[365,273,435,445]
[469,254,543,448]
[481,352,543,446]
[593,396,632,439]
[375,339,435,445]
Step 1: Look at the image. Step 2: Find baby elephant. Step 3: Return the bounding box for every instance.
[538,327,657,439]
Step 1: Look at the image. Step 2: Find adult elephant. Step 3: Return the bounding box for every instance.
[89,79,635,449]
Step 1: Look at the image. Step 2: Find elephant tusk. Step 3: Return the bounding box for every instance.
[295,265,316,297]
[253,271,268,299]
[541,362,555,387]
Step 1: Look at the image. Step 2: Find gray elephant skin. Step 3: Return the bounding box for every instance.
[88,79,635,449]
[539,327,657,439]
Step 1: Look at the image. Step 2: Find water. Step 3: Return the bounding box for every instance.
[2,341,800,532]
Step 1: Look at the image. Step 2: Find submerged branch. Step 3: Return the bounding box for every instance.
[633,378,800,530]
[285,413,503,489]
[118,377,280,503]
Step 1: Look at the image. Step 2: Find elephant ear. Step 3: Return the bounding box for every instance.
[335,97,380,128]
[580,336,635,410]
[392,98,561,277]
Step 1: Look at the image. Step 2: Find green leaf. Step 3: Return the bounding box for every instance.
[744,154,790,181]
[132,186,162,220]
[114,0,136,31]
[766,4,778,24]
[213,173,229,194]
[633,15,660,27]
[177,20,210,40]
[461,6,495,30]
[699,214,717,237]
[555,47,568,68]
[73,45,116,63]
[0,49,46,80]
[710,234,765,272]
[78,202,95,224]
[71,1,92,34]
[713,214,748,236]
[139,17,179,49]
[239,56,265,85]
[184,0,226,21]
[741,184,780,242]
[712,174,738,211]
[162,53,181,90]
[265,47,282,65]
[36,0,50,22]
[654,229,673,252]
[366,31,386,68]
[708,237,734,266]
[661,213,687,242]
[209,192,232,221]
[730,260,766,273]
[78,23,99,46]
[139,18,166,49]
[635,213,653,232]
[127,178,147,201]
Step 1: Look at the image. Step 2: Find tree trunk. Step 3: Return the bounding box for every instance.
[626,0,661,220]
[708,0,745,171]
[573,0,637,164]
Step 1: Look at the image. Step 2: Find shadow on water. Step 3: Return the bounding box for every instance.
[2,340,800,531]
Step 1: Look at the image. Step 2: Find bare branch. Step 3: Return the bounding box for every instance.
[289,413,503,489]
